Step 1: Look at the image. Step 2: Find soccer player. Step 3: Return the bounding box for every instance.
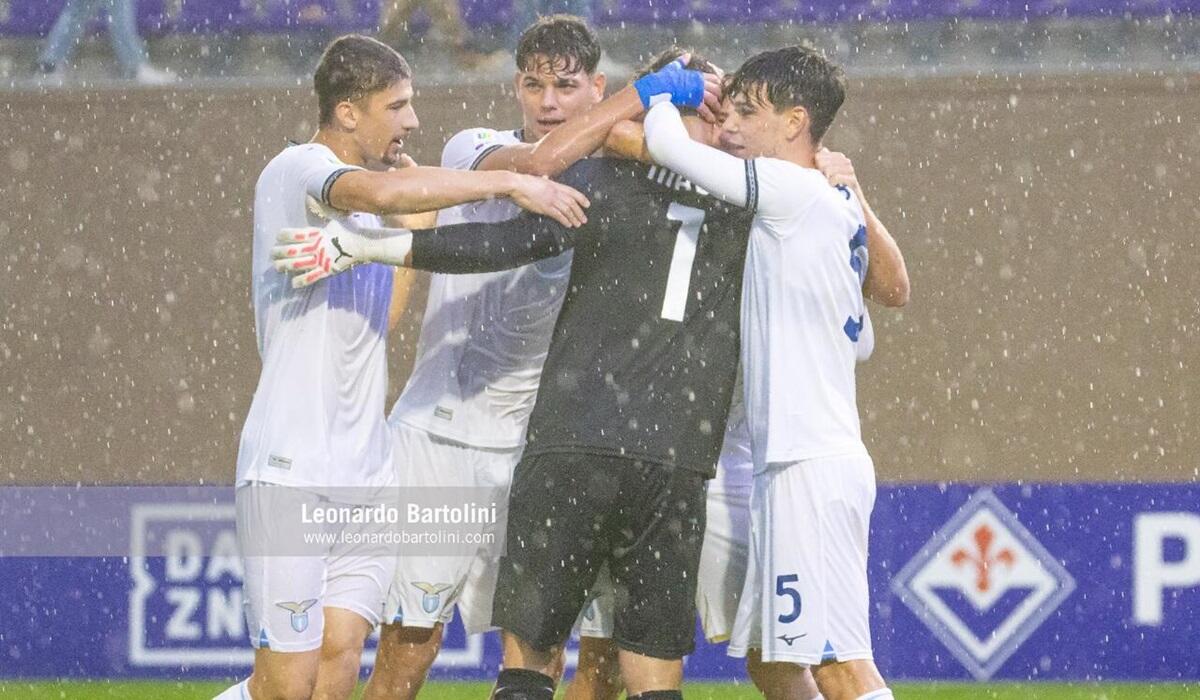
[569,53,909,700]
[215,34,589,700]
[273,58,746,699]
[642,46,898,700]
[358,17,716,700]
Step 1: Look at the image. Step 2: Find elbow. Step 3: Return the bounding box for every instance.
[867,276,910,308]
[524,159,562,178]
[885,279,911,308]
[524,146,577,178]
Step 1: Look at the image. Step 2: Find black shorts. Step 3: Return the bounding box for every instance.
[491,452,707,659]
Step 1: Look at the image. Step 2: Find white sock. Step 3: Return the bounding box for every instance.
[212,678,252,700]
[856,689,894,700]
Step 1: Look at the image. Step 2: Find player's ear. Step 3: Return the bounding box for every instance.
[591,71,607,99]
[334,100,359,131]
[785,105,810,144]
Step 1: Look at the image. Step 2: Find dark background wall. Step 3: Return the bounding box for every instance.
[1,73,1196,485]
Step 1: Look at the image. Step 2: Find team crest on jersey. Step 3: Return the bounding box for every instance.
[413,582,454,614]
[276,599,319,633]
[891,489,1075,680]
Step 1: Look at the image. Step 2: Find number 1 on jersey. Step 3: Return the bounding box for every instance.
[661,202,706,322]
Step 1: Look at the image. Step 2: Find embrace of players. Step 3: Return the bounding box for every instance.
[224,12,910,700]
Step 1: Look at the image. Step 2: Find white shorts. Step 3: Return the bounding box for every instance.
[383,421,519,633]
[239,483,395,653]
[728,453,876,665]
[579,436,754,644]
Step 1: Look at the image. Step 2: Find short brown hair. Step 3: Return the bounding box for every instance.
[314,35,411,125]
[515,15,601,76]
[725,46,846,143]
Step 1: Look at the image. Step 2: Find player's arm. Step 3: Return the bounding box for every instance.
[476,60,720,177]
[476,86,645,176]
[644,102,831,218]
[642,102,756,209]
[273,214,578,285]
[388,267,423,331]
[325,166,589,228]
[815,149,910,307]
[604,120,651,162]
[385,207,433,331]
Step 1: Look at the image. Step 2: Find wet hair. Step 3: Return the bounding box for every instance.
[515,14,601,76]
[725,45,846,143]
[314,34,412,125]
[633,47,719,117]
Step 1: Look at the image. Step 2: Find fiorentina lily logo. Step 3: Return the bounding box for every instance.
[891,489,1076,679]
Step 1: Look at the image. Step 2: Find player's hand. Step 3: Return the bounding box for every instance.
[696,71,724,124]
[633,57,706,112]
[508,174,590,228]
[272,219,363,288]
[816,147,864,200]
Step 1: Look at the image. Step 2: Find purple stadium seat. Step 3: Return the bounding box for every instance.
[1,1,67,35]
[598,0,693,24]
[0,0,1194,36]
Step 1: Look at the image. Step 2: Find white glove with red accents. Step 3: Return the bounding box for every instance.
[274,219,415,288]
[273,219,364,288]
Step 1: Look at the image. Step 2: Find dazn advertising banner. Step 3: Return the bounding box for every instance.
[0,484,1196,681]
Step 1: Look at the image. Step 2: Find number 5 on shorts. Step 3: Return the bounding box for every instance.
[776,574,802,623]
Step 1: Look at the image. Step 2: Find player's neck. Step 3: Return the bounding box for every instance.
[312,129,367,168]
[772,140,817,170]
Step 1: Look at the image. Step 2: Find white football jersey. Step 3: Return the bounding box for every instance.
[389,128,572,449]
[237,143,395,491]
[741,158,873,470]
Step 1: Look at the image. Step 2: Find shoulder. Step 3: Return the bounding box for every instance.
[280,142,345,168]
[748,157,835,214]
[441,127,519,169]
[751,157,827,191]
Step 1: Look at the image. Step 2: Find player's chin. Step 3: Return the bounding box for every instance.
[719,142,747,158]
[382,140,405,165]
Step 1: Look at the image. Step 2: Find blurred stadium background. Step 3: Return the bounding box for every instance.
[0,0,1197,697]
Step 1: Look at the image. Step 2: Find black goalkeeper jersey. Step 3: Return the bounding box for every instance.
[410,157,755,476]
